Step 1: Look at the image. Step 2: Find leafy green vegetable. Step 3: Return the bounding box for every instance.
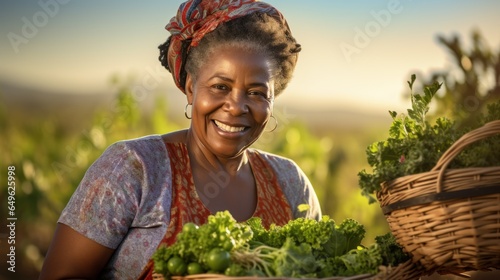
[246,215,365,259]
[317,244,381,277]
[153,211,254,277]
[358,74,500,203]
[337,245,383,276]
[317,232,409,277]
[375,232,410,267]
[232,237,319,277]
[152,211,409,278]
[272,238,318,277]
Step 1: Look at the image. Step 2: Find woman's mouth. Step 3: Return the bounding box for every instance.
[214,120,246,133]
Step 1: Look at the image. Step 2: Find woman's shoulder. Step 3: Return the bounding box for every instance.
[107,129,187,149]
[250,148,300,172]
[100,130,190,168]
[161,129,188,143]
[110,134,165,152]
[250,148,322,219]
[91,134,171,176]
[81,134,172,187]
[103,133,180,160]
[250,148,307,184]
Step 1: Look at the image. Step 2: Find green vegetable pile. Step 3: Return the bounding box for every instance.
[358,74,500,203]
[152,211,409,278]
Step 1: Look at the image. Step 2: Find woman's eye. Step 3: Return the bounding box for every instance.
[213,84,228,91]
[249,90,270,99]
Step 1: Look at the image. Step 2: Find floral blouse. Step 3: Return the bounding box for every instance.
[58,135,322,279]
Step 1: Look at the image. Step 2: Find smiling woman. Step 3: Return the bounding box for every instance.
[38,0,321,279]
[185,45,274,161]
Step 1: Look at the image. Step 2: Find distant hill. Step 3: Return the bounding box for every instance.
[0,79,391,134]
[0,80,115,130]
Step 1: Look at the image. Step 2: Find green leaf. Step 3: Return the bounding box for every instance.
[407,74,416,90]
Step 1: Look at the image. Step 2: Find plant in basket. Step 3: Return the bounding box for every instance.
[358,74,500,275]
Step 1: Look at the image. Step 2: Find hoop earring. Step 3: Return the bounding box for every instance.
[184,103,192,119]
[266,115,278,132]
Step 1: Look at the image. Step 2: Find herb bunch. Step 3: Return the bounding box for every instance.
[358,74,500,203]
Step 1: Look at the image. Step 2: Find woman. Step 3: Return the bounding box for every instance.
[39,0,321,279]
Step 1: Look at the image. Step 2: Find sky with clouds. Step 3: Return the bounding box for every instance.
[1,0,499,113]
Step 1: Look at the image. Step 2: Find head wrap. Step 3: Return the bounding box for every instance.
[164,0,290,93]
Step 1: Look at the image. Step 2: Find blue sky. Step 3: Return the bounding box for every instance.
[1,0,499,113]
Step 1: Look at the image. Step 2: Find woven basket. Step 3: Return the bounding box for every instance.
[153,258,424,280]
[377,120,500,274]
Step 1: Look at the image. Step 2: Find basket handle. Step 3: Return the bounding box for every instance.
[430,120,500,192]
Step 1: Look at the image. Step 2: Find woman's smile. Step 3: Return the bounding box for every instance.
[213,120,247,133]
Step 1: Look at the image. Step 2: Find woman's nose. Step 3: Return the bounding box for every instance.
[223,90,249,115]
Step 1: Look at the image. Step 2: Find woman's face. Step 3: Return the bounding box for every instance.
[185,45,275,158]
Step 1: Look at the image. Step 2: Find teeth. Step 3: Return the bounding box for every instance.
[214,120,245,132]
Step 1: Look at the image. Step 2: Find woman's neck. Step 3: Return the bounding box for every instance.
[186,129,249,176]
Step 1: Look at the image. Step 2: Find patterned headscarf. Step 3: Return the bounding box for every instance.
[164,0,290,93]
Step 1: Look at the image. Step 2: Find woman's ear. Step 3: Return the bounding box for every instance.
[185,73,194,104]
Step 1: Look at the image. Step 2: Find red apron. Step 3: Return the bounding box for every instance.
[138,142,293,279]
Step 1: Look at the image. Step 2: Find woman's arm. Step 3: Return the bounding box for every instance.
[39,223,114,280]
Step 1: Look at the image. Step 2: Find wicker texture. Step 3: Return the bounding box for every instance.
[377,120,500,274]
[373,259,424,280]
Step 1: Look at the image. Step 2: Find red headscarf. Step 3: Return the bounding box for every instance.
[164,0,289,93]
